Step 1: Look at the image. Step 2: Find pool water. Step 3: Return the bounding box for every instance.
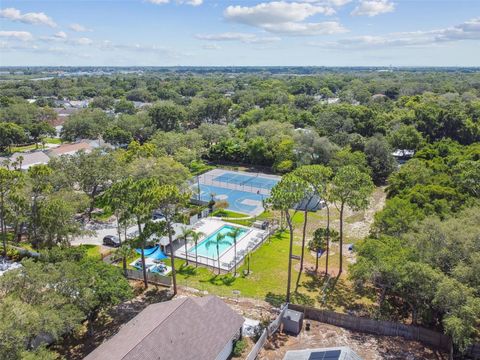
[189,225,248,259]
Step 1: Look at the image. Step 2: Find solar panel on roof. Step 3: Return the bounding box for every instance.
[308,350,341,360]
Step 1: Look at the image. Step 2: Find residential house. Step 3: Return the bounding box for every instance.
[0,151,50,170]
[84,295,244,360]
[52,108,81,137]
[47,141,93,158]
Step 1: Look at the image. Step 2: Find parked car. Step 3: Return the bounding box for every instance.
[103,235,120,247]
[152,210,164,220]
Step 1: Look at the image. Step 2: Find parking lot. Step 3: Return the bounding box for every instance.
[71,223,134,247]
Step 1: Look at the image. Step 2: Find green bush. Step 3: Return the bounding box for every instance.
[232,339,247,357]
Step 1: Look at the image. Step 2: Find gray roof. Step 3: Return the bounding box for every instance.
[1,151,50,170]
[283,347,363,360]
[84,296,244,360]
[284,309,303,322]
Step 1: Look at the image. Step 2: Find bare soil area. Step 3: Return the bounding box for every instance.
[259,320,447,360]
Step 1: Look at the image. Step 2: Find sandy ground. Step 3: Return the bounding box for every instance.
[259,320,447,360]
[55,287,445,360]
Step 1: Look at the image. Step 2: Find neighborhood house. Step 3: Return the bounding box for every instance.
[84,296,244,360]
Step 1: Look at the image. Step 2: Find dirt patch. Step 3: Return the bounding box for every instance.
[180,286,278,321]
[259,320,447,360]
[291,186,387,244]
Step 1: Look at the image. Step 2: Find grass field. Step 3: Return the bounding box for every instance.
[10,138,62,153]
[119,188,385,311]
[160,230,371,311]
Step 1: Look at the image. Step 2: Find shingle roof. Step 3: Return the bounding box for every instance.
[2,151,50,170]
[84,296,244,360]
[47,142,92,157]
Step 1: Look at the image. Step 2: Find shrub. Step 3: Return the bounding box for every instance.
[232,339,247,357]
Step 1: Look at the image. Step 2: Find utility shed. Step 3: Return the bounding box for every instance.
[283,347,363,360]
[282,308,303,335]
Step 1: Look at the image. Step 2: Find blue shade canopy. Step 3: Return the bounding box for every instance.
[135,246,168,260]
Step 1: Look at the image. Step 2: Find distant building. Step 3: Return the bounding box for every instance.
[53,99,90,109]
[0,151,50,170]
[283,347,362,360]
[392,149,415,165]
[53,107,79,122]
[68,99,90,108]
[47,141,93,157]
[84,296,244,360]
[0,258,22,276]
[392,149,415,158]
[371,94,388,101]
[52,108,80,137]
[132,101,152,109]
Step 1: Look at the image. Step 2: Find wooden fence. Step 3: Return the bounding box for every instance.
[288,304,451,352]
[125,269,172,287]
[246,329,268,360]
[465,343,480,359]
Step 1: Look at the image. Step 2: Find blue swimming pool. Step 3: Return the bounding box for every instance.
[188,225,248,259]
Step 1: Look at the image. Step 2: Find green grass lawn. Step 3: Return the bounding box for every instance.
[10,138,62,153]
[160,230,367,310]
[211,209,250,218]
[165,231,299,300]
[79,244,102,259]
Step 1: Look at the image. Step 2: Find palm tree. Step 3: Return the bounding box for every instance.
[190,230,205,267]
[114,243,135,278]
[179,227,193,266]
[227,227,243,276]
[206,232,230,274]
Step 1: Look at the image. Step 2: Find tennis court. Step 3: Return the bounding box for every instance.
[193,169,281,216]
[213,172,279,190]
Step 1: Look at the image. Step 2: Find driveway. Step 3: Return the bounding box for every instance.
[71,223,137,246]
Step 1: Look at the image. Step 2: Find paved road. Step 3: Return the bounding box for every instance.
[71,224,138,246]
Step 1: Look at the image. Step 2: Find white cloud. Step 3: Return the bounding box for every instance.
[146,0,203,6]
[351,0,395,17]
[179,0,203,5]
[202,43,221,50]
[261,21,347,35]
[195,32,281,43]
[74,37,93,45]
[313,17,480,49]
[223,1,345,36]
[0,7,56,27]
[54,31,68,39]
[69,23,92,32]
[327,0,352,6]
[302,0,351,6]
[225,1,334,25]
[0,30,33,41]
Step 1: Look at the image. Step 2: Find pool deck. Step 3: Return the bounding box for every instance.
[129,257,173,276]
[174,218,268,272]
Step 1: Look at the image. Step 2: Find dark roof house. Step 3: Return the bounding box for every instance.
[84,295,244,360]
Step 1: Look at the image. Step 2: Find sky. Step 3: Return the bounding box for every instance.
[0,0,479,66]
